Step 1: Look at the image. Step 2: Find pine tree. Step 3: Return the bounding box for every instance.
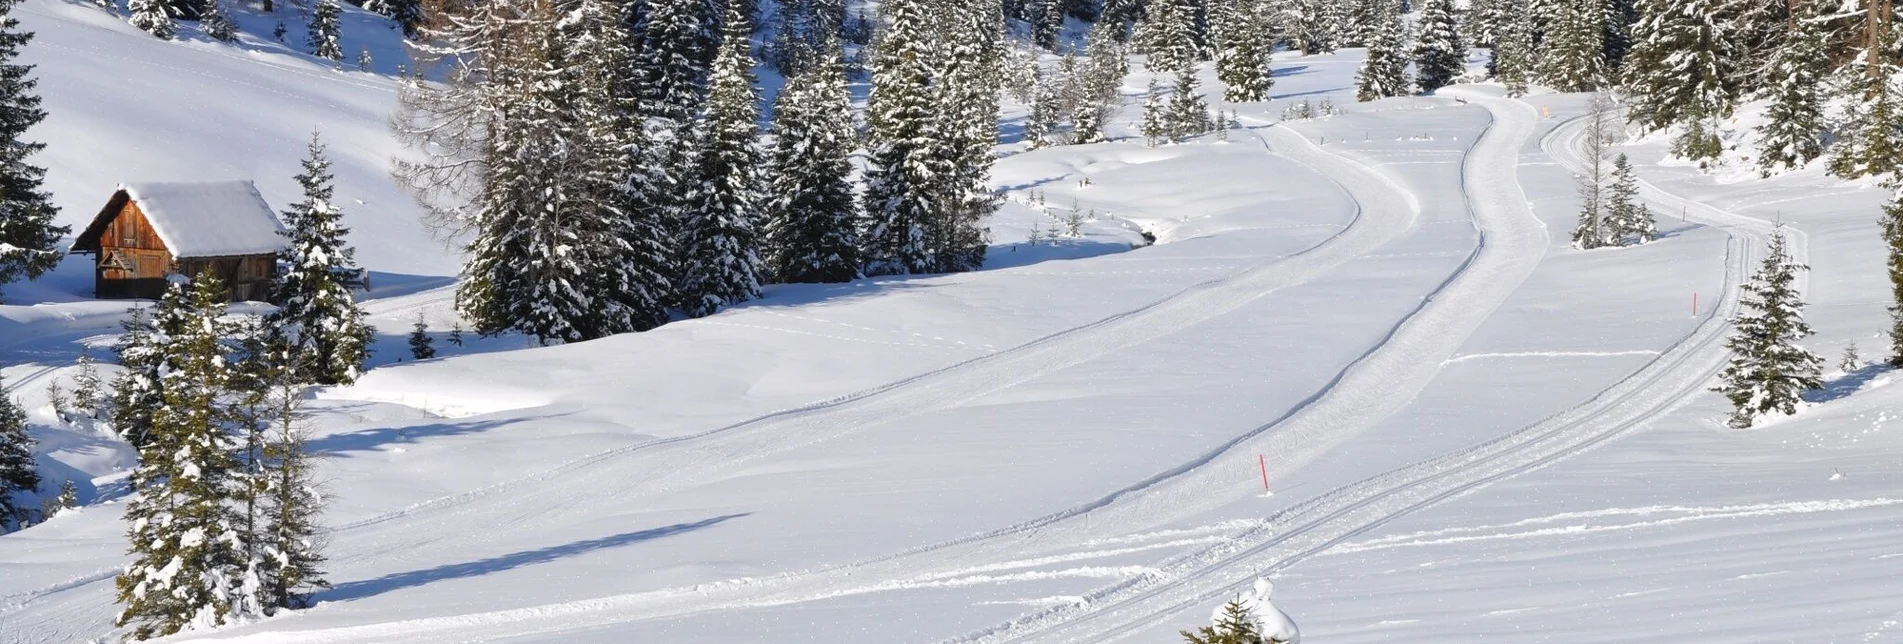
[636,0,717,296]
[408,317,435,359]
[677,1,765,318]
[258,377,327,609]
[1466,0,1504,47]
[1828,27,1903,182]
[1356,1,1409,101]
[1539,0,1604,92]
[1714,232,1821,429]
[1492,3,1534,96]
[1211,0,1272,103]
[115,276,256,638]
[71,346,103,419]
[1288,0,1337,55]
[0,375,38,529]
[1620,0,1733,134]
[0,0,65,304]
[272,134,372,386]
[929,0,1004,274]
[1135,0,1197,73]
[1181,599,1264,644]
[1754,8,1825,175]
[1071,19,1127,144]
[862,0,943,275]
[200,0,235,42]
[1164,67,1212,142]
[1603,154,1655,244]
[1412,0,1466,93]
[128,0,174,39]
[1601,0,1637,72]
[1882,188,1903,366]
[364,0,424,38]
[308,0,343,61]
[110,307,167,452]
[1141,76,1168,145]
[764,41,861,284]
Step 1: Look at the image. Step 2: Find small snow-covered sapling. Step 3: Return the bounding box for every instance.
[409,318,436,360]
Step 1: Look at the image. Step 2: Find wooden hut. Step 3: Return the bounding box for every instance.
[70,181,286,301]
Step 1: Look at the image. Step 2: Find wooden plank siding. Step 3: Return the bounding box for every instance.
[80,196,278,301]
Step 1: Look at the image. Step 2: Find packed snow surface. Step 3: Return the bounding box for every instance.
[3,2,1903,644]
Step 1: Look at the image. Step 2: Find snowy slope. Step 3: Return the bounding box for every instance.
[4,4,1903,643]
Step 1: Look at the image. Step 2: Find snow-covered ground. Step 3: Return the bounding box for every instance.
[4,2,1902,642]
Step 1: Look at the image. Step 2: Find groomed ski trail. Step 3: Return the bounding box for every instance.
[947,93,1791,644]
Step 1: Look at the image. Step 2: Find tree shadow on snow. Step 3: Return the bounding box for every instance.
[1806,363,1895,404]
[320,513,750,602]
[306,409,572,456]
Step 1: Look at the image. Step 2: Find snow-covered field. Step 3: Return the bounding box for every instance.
[4,1,1902,642]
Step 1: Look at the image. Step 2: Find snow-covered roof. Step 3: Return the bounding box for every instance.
[79,181,285,258]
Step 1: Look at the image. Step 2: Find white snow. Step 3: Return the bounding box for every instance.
[3,8,1903,644]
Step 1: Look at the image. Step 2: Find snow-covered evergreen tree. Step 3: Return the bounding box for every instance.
[1493,4,1534,96]
[928,0,1002,274]
[1882,188,1903,366]
[1754,8,1825,175]
[110,307,166,452]
[1466,0,1504,47]
[677,1,764,317]
[1601,0,1637,72]
[1181,599,1263,644]
[200,0,235,42]
[863,0,943,275]
[1071,18,1127,144]
[1356,0,1409,101]
[0,0,65,305]
[1570,95,1616,249]
[1604,154,1655,244]
[1829,26,1903,182]
[1412,0,1465,93]
[0,375,37,529]
[1141,75,1168,145]
[114,276,257,639]
[636,0,717,295]
[1538,0,1604,92]
[764,41,861,284]
[71,347,102,419]
[127,0,174,39]
[1164,67,1213,142]
[1211,0,1272,103]
[1288,0,1337,55]
[1620,0,1733,134]
[259,378,327,609]
[1715,232,1821,428]
[308,0,343,61]
[363,0,424,38]
[271,134,372,386]
[1135,0,1198,74]
[407,317,434,359]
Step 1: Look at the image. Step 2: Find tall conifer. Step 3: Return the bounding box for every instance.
[1714,232,1821,428]
[764,40,861,284]
[272,134,372,385]
[0,0,65,304]
[1412,0,1465,93]
[677,1,765,317]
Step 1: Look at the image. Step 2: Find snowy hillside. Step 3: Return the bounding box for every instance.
[4,0,1903,642]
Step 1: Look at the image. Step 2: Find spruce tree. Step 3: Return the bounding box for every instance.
[764,40,861,284]
[308,0,343,61]
[930,0,1004,274]
[408,317,434,359]
[1412,0,1466,93]
[1603,154,1654,244]
[115,276,256,638]
[272,134,373,386]
[364,0,424,38]
[677,1,765,318]
[1212,0,1272,103]
[862,0,943,275]
[1142,76,1168,145]
[1715,232,1821,428]
[200,0,235,42]
[1135,0,1197,73]
[1754,9,1825,175]
[1355,1,1409,101]
[1288,0,1336,55]
[1829,27,1903,182]
[259,377,327,609]
[1882,188,1903,367]
[1164,67,1212,142]
[1539,0,1604,92]
[110,307,167,452]
[636,0,717,297]
[1466,0,1504,47]
[1181,599,1264,644]
[1601,0,1637,72]
[1071,18,1127,145]
[128,0,174,39]
[0,375,37,529]
[0,0,65,304]
[1620,0,1733,134]
[1493,4,1534,96]
[71,346,103,419]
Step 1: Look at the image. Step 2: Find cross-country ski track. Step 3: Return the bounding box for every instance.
[114,91,1719,644]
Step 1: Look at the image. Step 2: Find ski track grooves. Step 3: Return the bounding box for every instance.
[151,122,1439,643]
[323,123,1417,540]
[947,94,1789,644]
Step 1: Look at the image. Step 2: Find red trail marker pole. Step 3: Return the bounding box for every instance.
[1258,454,1269,492]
